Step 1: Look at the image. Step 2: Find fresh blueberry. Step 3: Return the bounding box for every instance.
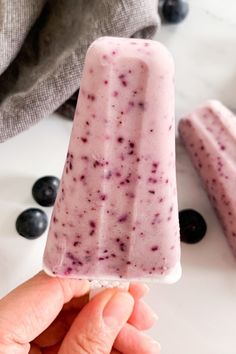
[32,176,60,206]
[162,0,189,24]
[16,208,48,239]
[179,209,207,244]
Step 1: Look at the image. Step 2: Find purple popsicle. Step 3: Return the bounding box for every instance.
[43,37,181,283]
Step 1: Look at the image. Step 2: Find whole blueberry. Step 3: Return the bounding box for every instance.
[179,209,207,244]
[32,176,60,207]
[162,0,189,24]
[16,208,48,239]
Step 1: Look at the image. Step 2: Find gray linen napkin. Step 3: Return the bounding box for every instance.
[0,0,159,142]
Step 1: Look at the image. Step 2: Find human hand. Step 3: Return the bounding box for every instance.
[0,271,160,354]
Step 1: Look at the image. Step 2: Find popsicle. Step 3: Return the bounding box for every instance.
[179,100,236,256]
[43,37,181,283]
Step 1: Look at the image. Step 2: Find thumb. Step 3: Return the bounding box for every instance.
[59,288,134,354]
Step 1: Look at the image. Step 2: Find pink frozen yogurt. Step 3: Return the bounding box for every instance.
[43,37,181,282]
[179,100,236,256]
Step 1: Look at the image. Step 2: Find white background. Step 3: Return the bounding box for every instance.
[0,1,236,353]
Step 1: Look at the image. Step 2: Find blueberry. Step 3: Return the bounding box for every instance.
[179,209,207,244]
[162,0,189,24]
[16,208,48,239]
[32,176,60,206]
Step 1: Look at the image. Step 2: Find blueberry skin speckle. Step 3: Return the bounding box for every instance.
[16,208,48,239]
[162,0,189,24]
[32,176,60,207]
[179,209,207,244]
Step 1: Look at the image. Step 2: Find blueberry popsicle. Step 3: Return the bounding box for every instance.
[43,37,181,282]
[179,100,236,256]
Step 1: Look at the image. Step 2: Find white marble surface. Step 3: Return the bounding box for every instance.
[0,1,236,353]
[159,0,236,120]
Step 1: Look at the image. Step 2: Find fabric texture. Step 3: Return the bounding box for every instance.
[0,0,159,142]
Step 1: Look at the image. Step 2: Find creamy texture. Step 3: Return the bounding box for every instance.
[179,100,236,256]
[43,37,180,281]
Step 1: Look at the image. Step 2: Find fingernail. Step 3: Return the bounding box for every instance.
[139,299,159,323]
[150,340,161,353]
[152,312,159,321]
[140,332,161,353]
[142,283,150,295]
[103,291,134,328]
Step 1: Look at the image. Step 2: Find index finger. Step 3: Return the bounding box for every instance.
[0,271,89,346]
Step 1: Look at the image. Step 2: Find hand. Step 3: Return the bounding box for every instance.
[0,271,160,354]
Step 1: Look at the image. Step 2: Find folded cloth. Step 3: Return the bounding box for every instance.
[0,0,159,142]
